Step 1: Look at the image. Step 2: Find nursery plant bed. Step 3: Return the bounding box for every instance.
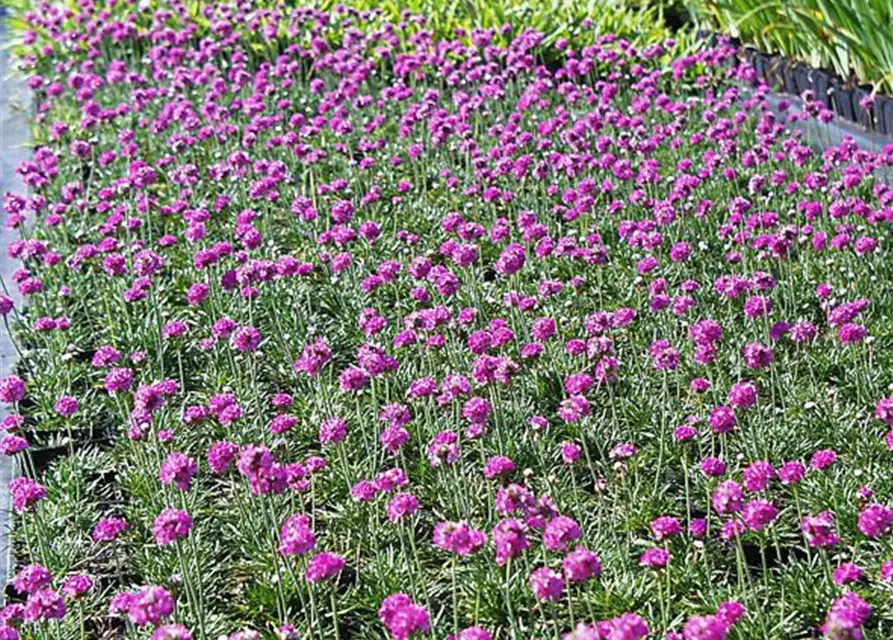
[2,6,893,640]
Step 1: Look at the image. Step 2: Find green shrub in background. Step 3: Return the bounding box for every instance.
[311,0,678,48]
[691,0,893,93]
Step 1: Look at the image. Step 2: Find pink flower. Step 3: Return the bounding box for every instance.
[54,395,79,416]
[857,503,893,538]
[112,585,175,627]
[433,521,487,556]
[159,452,198,491]
[683,615,727,640]
[92,517,128,542]
[562,547,601,583]
[0,377,25,404]
[230,325,261,352]
[543,515,580,551]
[639,547,670,569]
[319,417,348,446]
[152,508,193,545]
[387,492,420,523]
[493,518,529,566]
[305,552,345,583]
[23,589,65,623]
[13,565,52,595]
[378,593,430,639]
[651,516,682,541]
[529,567,563,601]
[58,573,91,600]
[279,514,316,556]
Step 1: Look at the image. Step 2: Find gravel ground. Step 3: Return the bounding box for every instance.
[0,12,29,603]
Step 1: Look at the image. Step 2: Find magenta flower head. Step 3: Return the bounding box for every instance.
[741,499,778,531]
[92,517,128,542]
[875,397,893,426]
[0,436,29,456]
[529,567,563,601]
[561,441,582,465]
[61,574,93,599]
[742,460,775,492]
[778,461,805,485]
[683,615,727,640]
[279,514,316,556]
[447,627,492,640]
[674,425,698,442]
[230,325,261,352]
[433,521,487,556]
[690,377,712,393]
[152,624,193,640]
[700,456,727,477]
[879,559,893,582]
[651,516,682,541]
[483,455,515,479]
[711,480,743,515]
[708,406,736,434]
[857,503,893,538]
[54,395,79,416]
[9,477,46,513]
[462,397,491,424]
[689,519,708,538]
[0,376,25,404]
[822,591,870,639]
[294,338,332,377]
[727,382,757,409]
[387,492,420,523]
[104,367,134,393]
[13,565,52,595]
[838,322,867,345]
[0,624,19,639]
[350,480,377,503]
[378,593,430,639]
[493,518,529,566]
[494,243,526,276]
[562,547,601,583]
[319,416,348,446]
[802,512,840,548]
[609,442,637,461]
[543,515,581,551]
[111,585,175,627]
[208,441,239,474]
[428,431,460,467]
[602,613,649,640]
[639,547,670,569]
[715,601,745,627]
[810,449,838,470]
[742,342,773,370]
[304,552,345,583]
[159,451,198,491]
[832,562,864,587]
[23,589,65,623]
[152,508,193,546]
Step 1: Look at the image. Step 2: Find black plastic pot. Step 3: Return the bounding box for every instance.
[874,96,890,134]
[852,85,874,129]
[811,69,833,108]
[764,55,784,88]
[881,97,893,136]
[753,53,770,80]
[830,79,857,122]
[781,60,798,94]
[793,64,811,97]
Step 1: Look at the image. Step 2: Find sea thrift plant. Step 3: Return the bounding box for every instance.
[3,2,893,638]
